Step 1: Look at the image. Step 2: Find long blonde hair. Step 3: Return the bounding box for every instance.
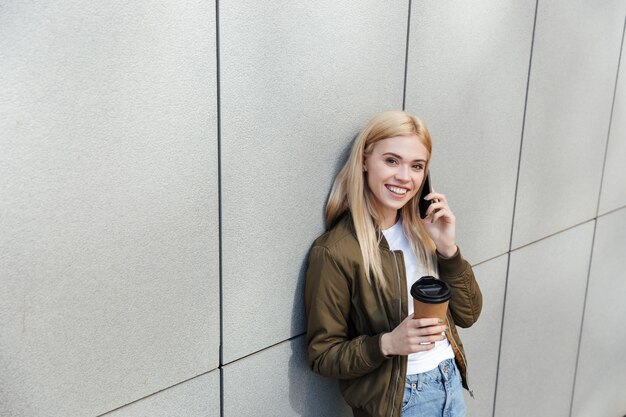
[326,110,438,288]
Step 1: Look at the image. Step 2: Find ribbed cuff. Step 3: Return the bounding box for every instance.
[362,333,390,366]
[437,246,466,276]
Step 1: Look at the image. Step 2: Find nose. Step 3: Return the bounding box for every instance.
[394,164,410,182]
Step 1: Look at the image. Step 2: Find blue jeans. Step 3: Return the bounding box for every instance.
[402,358,466,417]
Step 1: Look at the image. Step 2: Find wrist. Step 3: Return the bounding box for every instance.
[436,244,458,258]
[380,332,393,357]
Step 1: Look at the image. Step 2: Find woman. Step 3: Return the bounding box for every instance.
[305,110,482,417]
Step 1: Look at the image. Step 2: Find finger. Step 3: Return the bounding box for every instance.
[410,342,437,353]
[412,325,447,337]
[403,313,417,323]
[430,208,447,221]
[425,192,447,203]
[432,209,455,224]
[417,333,447,344]
[412,318,444,327]
[415,325,447,336]
[425,202,449,217]
[426,204,454,220]
[426,200,448,210]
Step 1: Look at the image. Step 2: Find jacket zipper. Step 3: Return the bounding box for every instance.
[446,311,475,399]
[389,251,402,417]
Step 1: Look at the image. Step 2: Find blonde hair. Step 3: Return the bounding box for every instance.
[326,110,438,288]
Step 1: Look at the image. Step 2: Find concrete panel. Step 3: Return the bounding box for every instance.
[599,30,626,215]
[457,255,508,417]
[512,0,626,248]
[222,336,351,417]
[571,208,626,417]
[220,0,407,363]
[404,0,536,263]
[494,221,594,417]
[0,2,218,417]
[102,371,220,417]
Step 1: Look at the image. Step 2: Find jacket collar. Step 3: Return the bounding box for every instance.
[342,212,391,251]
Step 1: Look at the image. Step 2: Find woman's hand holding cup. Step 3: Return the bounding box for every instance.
[380,315,446,356]
[380,276,453,356]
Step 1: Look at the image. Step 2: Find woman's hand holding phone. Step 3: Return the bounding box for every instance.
[419,176,457,257]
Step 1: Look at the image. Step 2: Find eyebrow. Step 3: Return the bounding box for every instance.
[382,152,427,163]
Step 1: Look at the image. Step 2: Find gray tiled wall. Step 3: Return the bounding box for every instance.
[571,209,626,417]
[0,1,219,416]
[457,255,508,417]
[495,222,594,417]
[102,372,220,417]
[219,0,407,364]
[405,0,536,264]
[1,1,625,417]
[511,0,626,248]
[599,38,626,216]
[222,336,350,417]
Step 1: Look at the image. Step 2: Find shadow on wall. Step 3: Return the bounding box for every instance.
[286,257,351,417]
[286,139,355,416]
[287,336,352,417]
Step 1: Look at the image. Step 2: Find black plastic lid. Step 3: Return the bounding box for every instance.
[410,276,452,304]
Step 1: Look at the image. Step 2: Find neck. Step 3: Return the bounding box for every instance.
[378,210,399,230]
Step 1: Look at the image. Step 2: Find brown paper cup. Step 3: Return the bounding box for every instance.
[410,276,452,322]
[413,299,449,322]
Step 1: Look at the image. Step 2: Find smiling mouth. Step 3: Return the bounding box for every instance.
[385,185,409,195]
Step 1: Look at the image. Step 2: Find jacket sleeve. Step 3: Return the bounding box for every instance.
[437,247,482,328]
[305,245,389,379]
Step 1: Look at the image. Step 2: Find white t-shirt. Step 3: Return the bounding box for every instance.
[382,218,454,375]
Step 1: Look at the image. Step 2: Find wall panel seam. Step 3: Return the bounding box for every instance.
[595,13,626,217]
[221,333,307,368]
[493,1,540,415]
[402,0,412,110]
[470,252,509,269]
[509,218,596,254]
[567,219,598,417]
[95,371,218,416]
[507,0,539,255]
[598,203,626,218]
[569,15,626,416]
[215,0,224,416]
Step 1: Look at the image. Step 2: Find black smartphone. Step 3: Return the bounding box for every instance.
[418,174,432,219]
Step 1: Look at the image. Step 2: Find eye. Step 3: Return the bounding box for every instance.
[385,158,398,165]
[413,163,424,171]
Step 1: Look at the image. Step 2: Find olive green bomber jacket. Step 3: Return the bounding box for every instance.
[305,215,482,417]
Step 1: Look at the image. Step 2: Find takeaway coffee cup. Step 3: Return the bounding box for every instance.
[410,276,452,323]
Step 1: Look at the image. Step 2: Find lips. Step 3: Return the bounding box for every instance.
[385,184,409,196]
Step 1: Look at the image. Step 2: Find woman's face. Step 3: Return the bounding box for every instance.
[363,135,429,229]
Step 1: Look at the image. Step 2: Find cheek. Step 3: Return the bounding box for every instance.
[365,163,383,185]
[411,174,424,194]
[366,172,379,194]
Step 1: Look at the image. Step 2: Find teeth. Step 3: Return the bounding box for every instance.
[386,185,407,195]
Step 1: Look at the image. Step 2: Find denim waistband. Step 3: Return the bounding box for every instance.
[405,358,457,390]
